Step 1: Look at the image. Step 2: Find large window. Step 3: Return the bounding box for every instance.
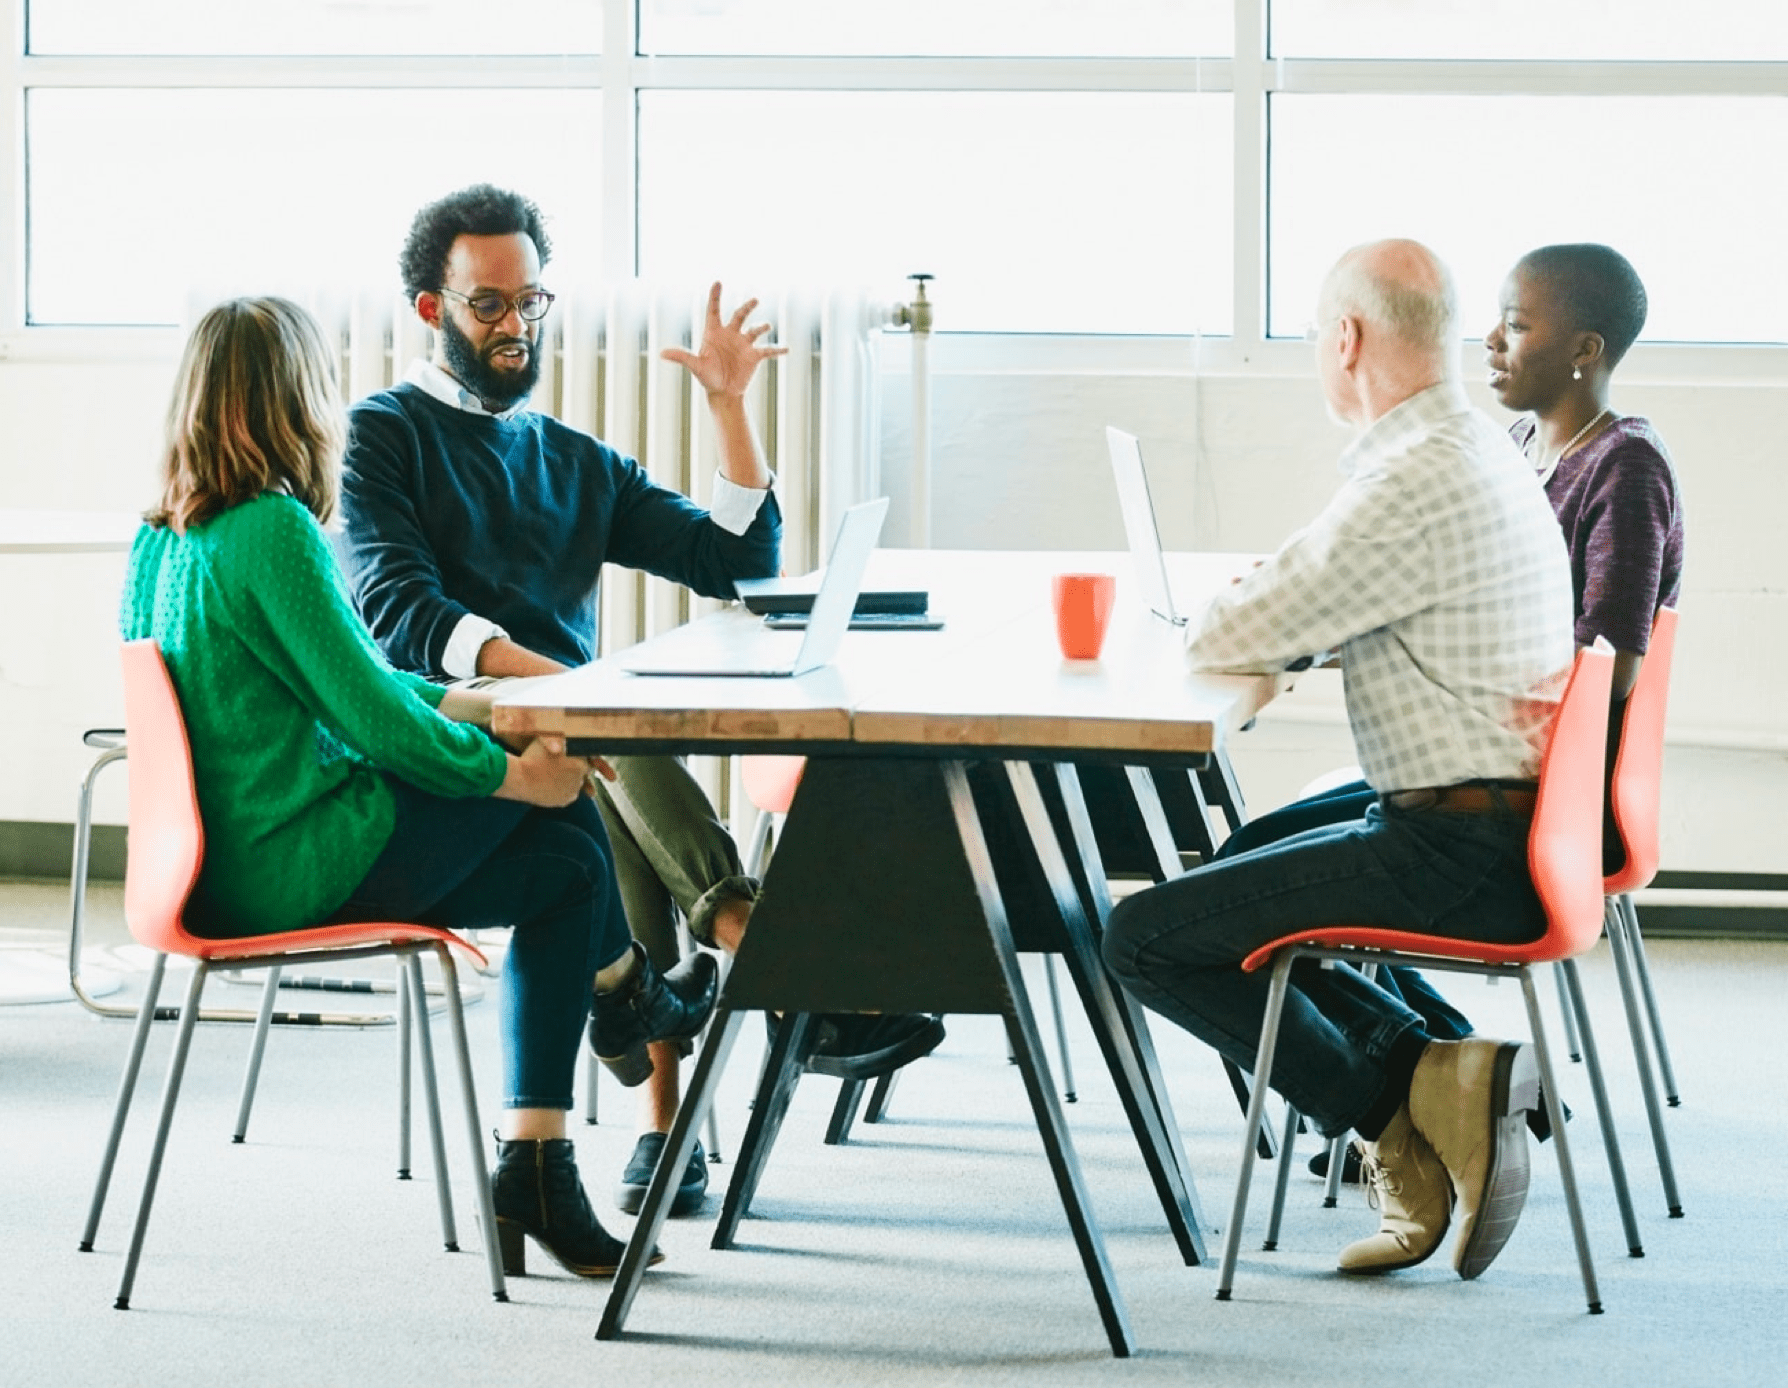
[1269,95,1788,344]
[26,1,602,56]
[5,1,1788,347]
[28,90,601,325]
[639,91,1231,334]
[1271,0,1788,62]
[637,0,1227,57]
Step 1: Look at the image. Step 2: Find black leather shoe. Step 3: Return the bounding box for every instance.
[589,944,719,1087]
[614,1132,709,1216]
[1307,1141,1364,1184]
[492,1137,663,1278]
[795,1013,946,1081]
[1527,1090,1571,1143]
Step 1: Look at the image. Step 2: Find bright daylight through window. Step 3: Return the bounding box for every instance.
[9,0,1788,343]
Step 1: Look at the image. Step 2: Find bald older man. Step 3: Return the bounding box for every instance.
[1102,240,1576,1283]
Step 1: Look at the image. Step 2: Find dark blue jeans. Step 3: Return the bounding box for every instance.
[326,782,631,1110]
[1103,798,1545,1138]
[1214,779,1474,1041]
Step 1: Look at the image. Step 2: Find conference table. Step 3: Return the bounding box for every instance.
[493,548,1285,1357]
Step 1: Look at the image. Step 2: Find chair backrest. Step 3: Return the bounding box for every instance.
[1605,607,1677,894]
[740,754,807,816]
[119,639,210,959]
[1526,641,1618,960]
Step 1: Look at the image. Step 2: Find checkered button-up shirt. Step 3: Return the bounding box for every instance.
[1189,382,1575,793]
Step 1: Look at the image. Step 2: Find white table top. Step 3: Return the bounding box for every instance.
[494,549,1283,759]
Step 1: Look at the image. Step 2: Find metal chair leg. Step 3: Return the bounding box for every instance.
[1321,1134,1347,1208]
[114,961,210,1310]
[1263,1100,1300,1252]
[1042,954,1077,1103]
[68,742,131,1017]
[405,951,460,1251]
[1558,958,1644,1256]
[1217,952,1295,1301]
[1554,960,1584,1063]
[864,1066,901,1123]
[432,945,508,1301]
[1605,900,1684,1217]
[824,1079,867,1145]
[81,952,169,1251]
[397,963,414,1178]
[231,966,283,1143]
[1619,893,1682,1105]
[1519,967,1603,1313]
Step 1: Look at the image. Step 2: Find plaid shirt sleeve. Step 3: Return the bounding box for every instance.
[1186,467,1428,673]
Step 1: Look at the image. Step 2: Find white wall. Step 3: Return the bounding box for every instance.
[4,337,1784,873]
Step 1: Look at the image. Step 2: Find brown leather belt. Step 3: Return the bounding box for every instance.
[1383,783,1538,816]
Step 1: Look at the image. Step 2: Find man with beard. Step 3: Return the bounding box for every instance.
[336,185,945,1225]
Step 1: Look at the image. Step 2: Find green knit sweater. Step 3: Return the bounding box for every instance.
[120,493,507,936]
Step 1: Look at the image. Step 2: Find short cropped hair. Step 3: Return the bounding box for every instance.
[150,297,346,533]
[1517,243,1649,367]
[1324,240,1458,360]
[398,184,553,301]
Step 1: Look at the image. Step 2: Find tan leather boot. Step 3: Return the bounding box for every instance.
[1407,1038,1540,1279]
[1337,1106,1452,1274]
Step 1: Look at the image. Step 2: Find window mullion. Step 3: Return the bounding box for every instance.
[1231,0,1265,350]
[1,0,23,331]
[603,0,637,279]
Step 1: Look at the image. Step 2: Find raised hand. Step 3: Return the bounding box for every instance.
[660,282,788,400]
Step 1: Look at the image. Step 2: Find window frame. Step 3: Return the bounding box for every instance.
[0,0,1784,381]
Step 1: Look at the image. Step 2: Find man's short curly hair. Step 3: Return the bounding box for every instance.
[399,184,553,301]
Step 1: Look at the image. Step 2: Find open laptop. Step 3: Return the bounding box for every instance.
[622,496,890,677]
[1105,425,1186,626]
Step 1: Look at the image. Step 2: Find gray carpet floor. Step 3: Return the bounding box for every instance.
[4,876,1786,1386]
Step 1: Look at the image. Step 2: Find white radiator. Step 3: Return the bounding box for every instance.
[337,282,897,653]
[327,281,908,830]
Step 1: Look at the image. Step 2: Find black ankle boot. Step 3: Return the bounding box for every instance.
[588,943,719,1087]
[491,1137,661,1278]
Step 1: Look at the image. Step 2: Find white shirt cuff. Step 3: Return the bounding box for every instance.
[443,614,509,680]
[708,470,773,537]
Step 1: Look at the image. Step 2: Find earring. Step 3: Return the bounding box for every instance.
[1572,366,1582,380]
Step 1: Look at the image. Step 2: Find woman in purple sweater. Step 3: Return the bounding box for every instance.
[1486,242,1685,704]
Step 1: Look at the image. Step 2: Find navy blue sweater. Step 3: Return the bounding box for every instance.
[336,383,782,675]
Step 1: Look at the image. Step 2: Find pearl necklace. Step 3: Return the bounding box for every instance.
[1529,407,1610,486]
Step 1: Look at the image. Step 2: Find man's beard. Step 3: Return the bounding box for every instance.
[439,313,540,411]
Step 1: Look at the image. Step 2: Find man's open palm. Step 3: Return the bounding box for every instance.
[661,281,787,398]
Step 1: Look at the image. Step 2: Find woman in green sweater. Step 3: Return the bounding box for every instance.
[121,296,717,1278]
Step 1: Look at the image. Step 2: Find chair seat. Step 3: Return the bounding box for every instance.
[187,920,488,966]
[1241,924,1558,975]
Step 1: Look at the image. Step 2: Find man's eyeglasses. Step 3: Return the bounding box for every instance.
[438,286,556,324]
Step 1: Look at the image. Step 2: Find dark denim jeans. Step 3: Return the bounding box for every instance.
[1213,779,1475,1042]
[1102,798,1545,1137]
[326,782,630,1110]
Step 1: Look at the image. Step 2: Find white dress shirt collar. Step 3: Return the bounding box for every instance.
[404,358,531,421]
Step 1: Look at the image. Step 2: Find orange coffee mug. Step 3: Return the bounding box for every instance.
[1051,573,1117,660]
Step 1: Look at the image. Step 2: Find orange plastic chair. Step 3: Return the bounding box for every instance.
[79,641,507,1309]
[740,754,808,868]
[1600,607,1684,1216]
[1214,643,1617,1313]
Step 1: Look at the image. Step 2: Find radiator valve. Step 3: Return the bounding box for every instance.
[894,273,934,335]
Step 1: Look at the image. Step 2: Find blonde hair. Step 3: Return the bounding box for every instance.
[150,297,346,533]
